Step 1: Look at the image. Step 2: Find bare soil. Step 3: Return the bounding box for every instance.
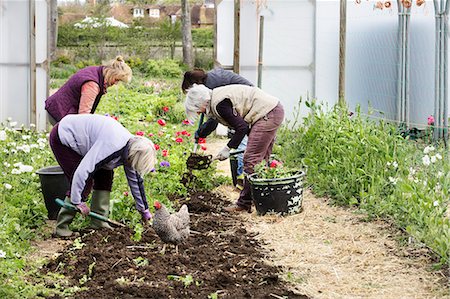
[43,191,308,299]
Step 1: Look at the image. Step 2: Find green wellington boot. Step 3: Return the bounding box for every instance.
[55,196,77,237]
[90,190,113,230]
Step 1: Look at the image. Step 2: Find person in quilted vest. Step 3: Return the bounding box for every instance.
[184,84,284,213]
[45,55,132,125]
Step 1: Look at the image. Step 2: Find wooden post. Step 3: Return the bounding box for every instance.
[29,0,36,125]
[257,16,264,88]
[338,0,347,106]
[233,0,240,74]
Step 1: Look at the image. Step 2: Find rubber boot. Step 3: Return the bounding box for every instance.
[55,196,77,237]
[89,190,113,230]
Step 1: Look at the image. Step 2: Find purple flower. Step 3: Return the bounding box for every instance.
[160,161,170,167]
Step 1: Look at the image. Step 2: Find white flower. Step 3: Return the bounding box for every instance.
[435,153,442,160]
[437,171,443,178]
[433,200,439,207]
[430,155,437,163]
[7,117,12,121]
[3,162,10,167]
[388,177,398,185]
[30,123,36,128]
[22,135,31,140]
[386,162,391,166]
[422,155,431,166]
[13,162,23,167]
[4,183,12,190]
[423,146,435,154]
[0,250,5,258]
[409,167,416,175]
[0,130,6,141]
[9,121,17,127]
[392,161,398,168]
[12,169,21,174]
[19,165,33,173]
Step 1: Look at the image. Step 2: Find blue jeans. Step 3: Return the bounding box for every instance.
[236,135,248,176]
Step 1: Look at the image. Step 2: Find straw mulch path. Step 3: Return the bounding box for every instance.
[208,138,449,299]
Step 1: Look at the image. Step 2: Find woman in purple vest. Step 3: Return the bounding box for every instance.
[45,55,132,124]
[45,56,132,234]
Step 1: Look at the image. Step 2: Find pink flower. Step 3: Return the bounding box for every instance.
[148,133,154,137]
[157,119,166,126]
[135,131,144,136]
[175,137,183,143]
[123,191,129,197]
[162,106,169,112]
[428,115,435,126]
[154,144,160,150]
[182,119,190,125]
[175,131,182,137]
[158,130,164,137]
[162,149,168,157]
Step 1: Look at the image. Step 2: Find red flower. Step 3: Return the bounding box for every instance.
[182,119,190,125]
[162,106,169,112]
[269,160,282,168]
[154,144,160,150]
[175,131,182,137]
[198,137,206,144]
[123,191,129,197]
[181,130,189,135]
[148,133,154,137]
[157,119,166,126]
[201,145,207,151]
[162,149,168,157]
[135,131,144,136]
[175,137,183,143]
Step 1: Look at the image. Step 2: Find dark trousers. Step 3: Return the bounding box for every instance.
[237,102,285,208]
[49,123,113,200]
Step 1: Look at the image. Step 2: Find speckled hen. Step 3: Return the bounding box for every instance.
[152,201,190,254]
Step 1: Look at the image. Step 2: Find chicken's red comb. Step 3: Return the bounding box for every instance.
[154,201,161,209]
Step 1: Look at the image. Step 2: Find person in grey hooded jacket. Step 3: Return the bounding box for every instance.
[49,114,157,237]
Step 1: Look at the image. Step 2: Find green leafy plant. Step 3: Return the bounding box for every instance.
[131,223,143,242]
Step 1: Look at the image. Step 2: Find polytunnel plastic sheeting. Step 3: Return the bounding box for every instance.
[216,0,315,123]
[342,0,440,127]
[0,0,48,130]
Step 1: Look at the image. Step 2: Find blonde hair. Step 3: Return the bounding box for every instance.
[103,55,132,85]
[128,136,157,176]
[185,84,212,122]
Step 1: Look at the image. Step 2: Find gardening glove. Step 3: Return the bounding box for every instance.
[141,209,152,223]
[75,202,90,216]
[213,146,231,161]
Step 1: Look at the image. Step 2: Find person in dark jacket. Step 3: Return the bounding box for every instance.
[182,68,253,184]
[49,114,156,237]
[185,84,284,213]
[45,55,132,125]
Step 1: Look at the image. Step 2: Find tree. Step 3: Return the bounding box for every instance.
[181,0,194,68]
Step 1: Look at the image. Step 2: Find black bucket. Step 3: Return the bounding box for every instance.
[230,156,239,187]
[248,171,304,216]
[36,166,69,220]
